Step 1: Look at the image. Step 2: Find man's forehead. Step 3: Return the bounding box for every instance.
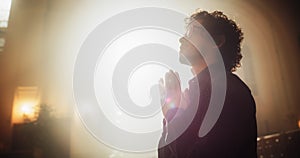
[189,19,203,26]
[187,18,213,33]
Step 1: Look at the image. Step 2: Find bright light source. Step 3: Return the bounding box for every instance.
[298,120,300,129]
[11,87,40,124]
[20,103,34,115]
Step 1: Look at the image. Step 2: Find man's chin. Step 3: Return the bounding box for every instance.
[179,54,191,66]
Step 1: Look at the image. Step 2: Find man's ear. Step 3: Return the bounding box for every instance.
[215,35,226,48]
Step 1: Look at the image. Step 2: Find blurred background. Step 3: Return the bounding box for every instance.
[0,0,299,157]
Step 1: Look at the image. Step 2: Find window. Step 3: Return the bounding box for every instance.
[0,0,11,53]
[0,0,12,28]
[11,86,40,124]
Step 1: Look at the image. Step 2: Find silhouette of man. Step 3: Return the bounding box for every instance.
[158,10,257,158]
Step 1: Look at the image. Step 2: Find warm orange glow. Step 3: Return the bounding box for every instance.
[12,101,37,123]
[298,120,300,129]
[11,87,40,124]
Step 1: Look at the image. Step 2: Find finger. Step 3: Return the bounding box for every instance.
[159,78,166,104]
[183,88,189,98]
[175,71,180,81]
[165,71,172,89]
[165,70,181,96]
[159,78,165,94]
[174,71,181,89]
[169,70,178,81]
[169,70,180,90]
[183,88,190,104]
[159,78,164,87]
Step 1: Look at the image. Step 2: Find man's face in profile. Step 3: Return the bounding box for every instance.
[179,19,213,66]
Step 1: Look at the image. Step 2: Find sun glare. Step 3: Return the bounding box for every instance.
[20,103,34,115]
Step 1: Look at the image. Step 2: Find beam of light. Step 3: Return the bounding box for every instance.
[94,28,190,134]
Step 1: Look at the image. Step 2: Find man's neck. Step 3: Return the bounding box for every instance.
[191,61,208,76]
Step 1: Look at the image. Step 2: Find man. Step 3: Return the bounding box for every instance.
[158,10,257,158]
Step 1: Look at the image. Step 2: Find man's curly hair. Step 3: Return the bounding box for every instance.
[187,10,244,72]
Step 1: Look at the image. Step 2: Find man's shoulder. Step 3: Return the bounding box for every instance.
[226,72,252,95]
[225,72,256,113]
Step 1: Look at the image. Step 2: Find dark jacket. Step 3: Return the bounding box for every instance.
[158,66,257,158]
